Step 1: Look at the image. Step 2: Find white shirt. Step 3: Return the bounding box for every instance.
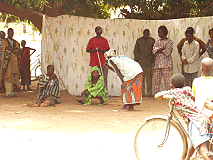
[182,40,200,73]
[108,55,143,81]
[192,76,213,117]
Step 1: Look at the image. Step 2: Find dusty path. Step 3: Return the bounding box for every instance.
[0,82,170,160]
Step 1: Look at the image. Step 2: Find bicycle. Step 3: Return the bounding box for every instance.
[30,54,41,80]
[134,96,213,160]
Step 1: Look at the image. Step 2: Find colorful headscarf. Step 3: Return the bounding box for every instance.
[90,66,100,75]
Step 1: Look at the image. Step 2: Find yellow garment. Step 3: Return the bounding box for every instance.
[0,39,20,88]
[4,82,13,95]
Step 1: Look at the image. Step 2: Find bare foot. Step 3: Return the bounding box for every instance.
[28,102,39,107]
[119,106,128,111]
[40,101,50,107]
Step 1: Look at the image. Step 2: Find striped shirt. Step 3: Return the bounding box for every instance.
[36,74,60,100]
[153,38,173,69]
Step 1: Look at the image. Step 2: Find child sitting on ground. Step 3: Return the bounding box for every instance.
[155,73,212,160]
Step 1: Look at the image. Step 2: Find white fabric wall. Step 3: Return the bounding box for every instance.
[42,15,213,96]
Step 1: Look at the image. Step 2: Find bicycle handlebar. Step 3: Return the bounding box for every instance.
[163,95,174,99]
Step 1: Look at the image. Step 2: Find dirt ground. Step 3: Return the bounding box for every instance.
[0,81,170,160]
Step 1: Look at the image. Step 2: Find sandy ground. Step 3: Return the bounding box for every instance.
[0,81,170,160]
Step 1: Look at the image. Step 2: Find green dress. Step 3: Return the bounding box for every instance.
[84,66,108,105]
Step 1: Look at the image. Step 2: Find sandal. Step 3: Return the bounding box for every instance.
[98,103,105,106]
[119,106,129,112]
[6,93,15,97]
[26,88,33,91]
[76,100,84,104]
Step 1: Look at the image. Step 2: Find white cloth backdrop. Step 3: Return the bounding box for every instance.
[41,15,213,96]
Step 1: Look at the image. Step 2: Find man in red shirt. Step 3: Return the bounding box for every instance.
[86,26,110,86]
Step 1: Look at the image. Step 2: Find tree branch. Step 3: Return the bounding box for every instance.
[0,1,44,31]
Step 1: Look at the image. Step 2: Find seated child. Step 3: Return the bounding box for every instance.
[77,66,108,105]
[155,73,211,160]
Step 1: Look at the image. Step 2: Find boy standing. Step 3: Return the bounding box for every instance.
[185,57,213,160]
[86,26,110,86]
[182,29,200,87]
[192,57,213,118]
[20,40,36,91]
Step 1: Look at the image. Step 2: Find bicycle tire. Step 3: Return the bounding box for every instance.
[134,117,188,160]
[35,64,41,78]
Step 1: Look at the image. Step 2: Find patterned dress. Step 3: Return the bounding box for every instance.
[121,73,142,105]
[83,66,108,105]
[163,86,210,135]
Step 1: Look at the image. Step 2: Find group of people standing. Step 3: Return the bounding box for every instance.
[134,26,213,98]
[0,28,60,108]
[0,28,36,96]
[80,25,213,112]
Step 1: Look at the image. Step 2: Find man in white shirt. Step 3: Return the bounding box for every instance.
[182,29,200,87]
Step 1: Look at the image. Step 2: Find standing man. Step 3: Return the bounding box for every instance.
[0,28,21,97]
[134,29,155,97]
[177,27,206,59]
[0,31,6,93]
[182,29,200,87]
[86,26,110,87]
[0,31,6,68]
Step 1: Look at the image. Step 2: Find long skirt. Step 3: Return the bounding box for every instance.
[21,63,31,86]
[121,73,143,105]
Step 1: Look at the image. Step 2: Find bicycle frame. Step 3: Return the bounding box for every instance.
[158,98,201,156]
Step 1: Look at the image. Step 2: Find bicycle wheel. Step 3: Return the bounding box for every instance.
[134,117,188,160]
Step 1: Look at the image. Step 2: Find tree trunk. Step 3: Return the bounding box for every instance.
[0,0,67,32]
[0,1,43,31]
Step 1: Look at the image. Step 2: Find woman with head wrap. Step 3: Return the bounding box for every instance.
[105,49,143,111]
[78,66,108,105]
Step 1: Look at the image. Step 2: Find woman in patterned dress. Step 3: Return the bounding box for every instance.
[105,49,143,111]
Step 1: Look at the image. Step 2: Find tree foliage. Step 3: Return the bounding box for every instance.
[1,0,213,32]
[116,0,213,20]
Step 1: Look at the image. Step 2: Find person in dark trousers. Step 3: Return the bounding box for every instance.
[134,29,155,97]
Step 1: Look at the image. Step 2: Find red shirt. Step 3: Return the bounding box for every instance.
[20,47,30,70]
[21,47,30,63]
[86,37,110,67]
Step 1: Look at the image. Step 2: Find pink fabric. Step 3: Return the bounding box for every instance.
[164,86,210,135]
[153,68,172,95]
